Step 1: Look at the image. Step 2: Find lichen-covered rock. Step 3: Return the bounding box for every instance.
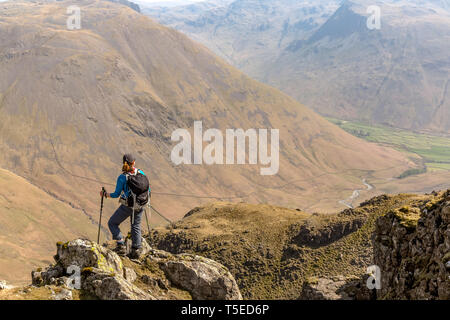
[373,191,450,299]
[55,239,123,275]
[31,265,64,287]
[30,239,151,300]
[148,249,242,300]
[81,268,154,300]
[28,238,240,300]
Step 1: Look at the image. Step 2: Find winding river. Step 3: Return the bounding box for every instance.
[339,178,374,209]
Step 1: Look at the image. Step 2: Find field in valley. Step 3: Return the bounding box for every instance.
[327,117,450,174]
[322,118,450,209]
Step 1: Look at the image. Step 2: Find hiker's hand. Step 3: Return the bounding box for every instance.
[100,190,108,198]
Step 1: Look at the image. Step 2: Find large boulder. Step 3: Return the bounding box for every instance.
[148,248,242,300]
[31,239,151,300]
[55,239,123,274]
[81,268,154,300]
[30,238,242,300]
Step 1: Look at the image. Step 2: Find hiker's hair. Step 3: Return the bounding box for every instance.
[122,161,135,173]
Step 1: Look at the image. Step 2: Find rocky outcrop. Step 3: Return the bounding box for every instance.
[373,191,450,300]
[82,268,154,300]
[31,264,65,287]
[55,239,123,274]
[289,209,368,247]
[148,249,242,300]
[32,239,152,300]
[30,238,242,300]
[300,275,373,300]
[148,231,196,254]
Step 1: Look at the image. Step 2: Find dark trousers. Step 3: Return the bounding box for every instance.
[108,205,143,249]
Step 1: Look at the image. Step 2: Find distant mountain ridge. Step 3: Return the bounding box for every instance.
[268,0,450,133]
[143,0,341,76]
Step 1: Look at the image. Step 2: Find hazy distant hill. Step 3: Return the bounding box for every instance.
[108,0,141,12]
[143,0,341,77]
[138,0,233,9]
[267,0,450,133]
[145,0,450,133]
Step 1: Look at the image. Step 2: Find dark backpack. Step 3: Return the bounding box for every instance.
[126,170,150,209]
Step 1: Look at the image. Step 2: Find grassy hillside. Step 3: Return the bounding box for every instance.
[0,168,100,285]
[147,193,438,299]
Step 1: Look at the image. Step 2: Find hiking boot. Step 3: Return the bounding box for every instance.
[128,247,143,260]
[113,243,127,256]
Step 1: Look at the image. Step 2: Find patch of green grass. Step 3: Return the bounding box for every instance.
[427,163,450,171]
[397,168,427,179]
[327,118,450,172]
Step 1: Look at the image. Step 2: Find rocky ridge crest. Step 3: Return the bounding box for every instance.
[27,238,242,300]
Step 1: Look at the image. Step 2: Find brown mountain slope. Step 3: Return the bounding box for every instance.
[0,0,413,223]
[0,168,100,285]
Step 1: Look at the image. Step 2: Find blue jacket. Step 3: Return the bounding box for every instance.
[109,169,150,199]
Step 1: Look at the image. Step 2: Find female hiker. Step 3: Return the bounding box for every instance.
[101,154,150,259]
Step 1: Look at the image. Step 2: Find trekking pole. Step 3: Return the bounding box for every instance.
[97,187,105,244]
[144,195,151,235]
